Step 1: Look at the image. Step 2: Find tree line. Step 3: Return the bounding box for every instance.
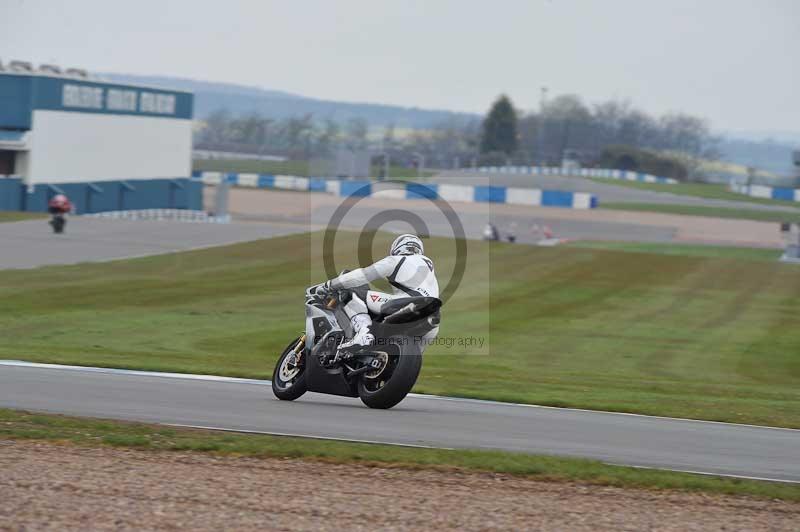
[196,109,368,160]
[194,108,482,170]
[481,94,719,178]
[196,93,719,179]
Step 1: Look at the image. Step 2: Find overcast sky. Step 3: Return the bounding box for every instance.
[2,0,797,133]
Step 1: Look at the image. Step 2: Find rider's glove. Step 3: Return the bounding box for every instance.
[306,281,331,299]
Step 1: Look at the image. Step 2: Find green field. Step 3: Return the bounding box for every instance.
[602,202,800,223]
[0,211,47,223]
[193,158,433,179]
[4,409,797,501]
[2,233,799,427]
[591,178,800,208]
[566,240,782,260]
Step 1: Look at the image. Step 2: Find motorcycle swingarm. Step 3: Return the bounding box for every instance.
[342,354,383,379]
[305,350,359,397]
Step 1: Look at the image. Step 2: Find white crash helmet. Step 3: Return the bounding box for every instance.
[390,234,424,256]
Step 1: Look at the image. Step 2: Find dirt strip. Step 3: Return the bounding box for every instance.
[226,188,785,248]
[1,441,798,531]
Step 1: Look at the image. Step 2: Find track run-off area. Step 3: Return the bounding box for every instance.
[2,184,798,489]
[1,360,798,484]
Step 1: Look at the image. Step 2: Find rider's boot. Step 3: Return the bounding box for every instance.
[338,314,374,356]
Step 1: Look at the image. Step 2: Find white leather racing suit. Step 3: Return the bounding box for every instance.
[328,253,440,349]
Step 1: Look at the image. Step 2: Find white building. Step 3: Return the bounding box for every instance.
[0,65,199,212]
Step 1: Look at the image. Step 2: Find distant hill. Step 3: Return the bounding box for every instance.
[100,73,479,129]
[717,137,797,176]
[98,73,799,175]
[723,130,800,146]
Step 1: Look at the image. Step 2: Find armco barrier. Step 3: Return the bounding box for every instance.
[729,182,800,203]
[86,209,230,224]
[0,176,202,214]
[471,165,679,185]
[193,172,597,209]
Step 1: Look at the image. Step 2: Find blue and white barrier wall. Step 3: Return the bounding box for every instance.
[374,182,597,209]
[472,166,679,185]
[729,182,800,203]
[0,175,202,214]
[192,172,598,209]
[193,171,333,194]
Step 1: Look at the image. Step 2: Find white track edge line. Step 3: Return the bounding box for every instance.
[164,423,455,450]
[0,361,270,386]
[169,423,800,484]
[2,360,799,434]
[609,463,800,485]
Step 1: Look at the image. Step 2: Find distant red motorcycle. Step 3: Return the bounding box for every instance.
[48,194,72,234]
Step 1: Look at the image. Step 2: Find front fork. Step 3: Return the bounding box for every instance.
[287,335,306,367]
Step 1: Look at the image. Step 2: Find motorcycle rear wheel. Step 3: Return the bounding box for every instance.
[358,343,422,409]
[272,336,308,401]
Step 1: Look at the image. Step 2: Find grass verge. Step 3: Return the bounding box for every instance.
[602,202,800,224]
[2,409,798,501]
[566,240,782,261]
[0,211,47,223]
[193,158,433,179]
[590,179,800,208]
[2,232,800,428]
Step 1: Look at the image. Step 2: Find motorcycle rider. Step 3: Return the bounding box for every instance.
[482,222,499,241]
[47,194,73,234]
[307,233,439,354]
[48,194,72,214]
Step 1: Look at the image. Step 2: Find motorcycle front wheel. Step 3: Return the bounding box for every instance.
[358,342,422,409]
[271,336,308,401]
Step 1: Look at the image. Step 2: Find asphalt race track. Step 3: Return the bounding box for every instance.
[0,218,308,269]
[1,361,799,483]
[1,192,795,483]
[0,188,784,272]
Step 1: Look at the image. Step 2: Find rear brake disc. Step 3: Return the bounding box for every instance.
[363,352,389,380]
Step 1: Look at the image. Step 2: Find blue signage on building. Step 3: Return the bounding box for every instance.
[0,73,193,130]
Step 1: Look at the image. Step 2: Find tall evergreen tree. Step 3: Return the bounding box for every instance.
[480,95,518,155]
